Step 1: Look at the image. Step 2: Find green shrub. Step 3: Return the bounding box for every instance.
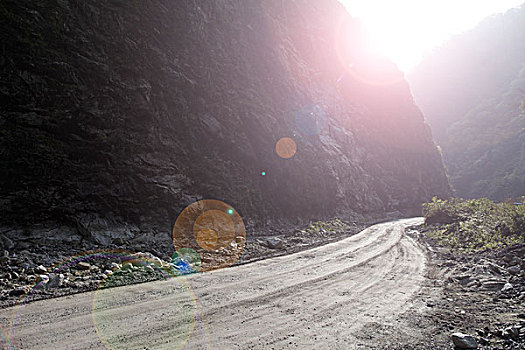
[422,197,525,252]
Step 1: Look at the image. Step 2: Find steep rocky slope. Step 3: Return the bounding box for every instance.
[408,4,525,199]
[0,0,450,246]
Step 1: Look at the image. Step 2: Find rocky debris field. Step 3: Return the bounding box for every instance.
[4,216,523,349]
[0,218,365,308]
[403,226,525,349]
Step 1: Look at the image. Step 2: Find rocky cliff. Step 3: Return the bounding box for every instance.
[0,0,450,245]
[408,5,525,200]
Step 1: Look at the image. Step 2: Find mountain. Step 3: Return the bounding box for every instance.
[0,0,450,247]
[408,4,525,200]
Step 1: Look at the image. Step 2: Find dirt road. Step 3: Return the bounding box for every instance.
[0,218,426,349]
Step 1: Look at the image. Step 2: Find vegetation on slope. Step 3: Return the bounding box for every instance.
[422,197,525,252]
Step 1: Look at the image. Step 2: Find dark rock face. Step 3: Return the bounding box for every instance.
[0,0,450,236]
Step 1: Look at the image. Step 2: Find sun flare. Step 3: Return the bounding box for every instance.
[340,0,524,72]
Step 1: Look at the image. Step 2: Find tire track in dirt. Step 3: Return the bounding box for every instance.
[0,218,425,350]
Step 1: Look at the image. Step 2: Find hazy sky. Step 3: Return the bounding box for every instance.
[339,0,524,72]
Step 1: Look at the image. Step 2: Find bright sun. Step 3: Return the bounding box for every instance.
[339,0,524,73]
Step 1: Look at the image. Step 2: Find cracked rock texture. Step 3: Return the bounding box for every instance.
[0,0,450,239]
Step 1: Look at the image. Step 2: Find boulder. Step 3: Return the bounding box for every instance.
[501,282,513,292]
[46,273,65,288]
[263,237,284,249]
[451,332,478,349]
[75,262,91,270]
[34,265,47,274]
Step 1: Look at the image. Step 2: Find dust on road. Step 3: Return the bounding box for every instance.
[0,218,425,349]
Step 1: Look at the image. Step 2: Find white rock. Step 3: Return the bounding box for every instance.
[38,275,49,284]
[35,265,47,274]
[501,282,513,292]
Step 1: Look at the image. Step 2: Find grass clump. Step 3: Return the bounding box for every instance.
[422,197,525,252]
[305,218,351,234]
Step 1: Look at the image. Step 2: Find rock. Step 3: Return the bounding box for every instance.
[477,337,489,346]
[505,326,519,340]
[46,274,64,288]
[487,262,502,275]
[453,274,471,286]
[501,282,513,292]
[9,287,29,296]
[481,279,506,291]
[112,237,125,246]
[0,250,9,262]
[507,266,520,275]
[509,257,521,266]
[75,262,91,270]
[121,261,136,270]
[38,275,49,284]
[34,265,47,274]
[451,332,478,349]
[145,265,155,273]
[0,234,14,250]
[263,237,284,249]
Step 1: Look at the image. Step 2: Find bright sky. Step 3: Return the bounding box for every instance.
[339,0,524,73]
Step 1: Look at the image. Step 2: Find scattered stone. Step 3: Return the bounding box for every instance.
[487,262,502,275]
[505,326,519,340]
[46,274,64,288]
[453,274,471,286]
[451,332,478,349]
[477,337,489,346]
[34,265,47,274]
[481,280,506,291]
[0,250,9,263]
[38,275,50,284]
[112,237,125,246]
[75,262,91,270]
[9,287,28,296]
[145,265,155,273]
[501,282,513,292]
[507,266,520,275]
[263,237,284,249]
[0,234,14,250]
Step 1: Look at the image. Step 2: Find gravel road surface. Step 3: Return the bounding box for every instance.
[0,218,425,349]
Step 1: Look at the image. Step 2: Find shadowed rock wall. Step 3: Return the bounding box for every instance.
[0,0,450,239]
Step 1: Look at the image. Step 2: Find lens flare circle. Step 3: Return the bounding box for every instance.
[193,210,235,251]
[5,251,209,350]
[173,200,246,271]
[93,258,198,350]
[171,248,202,275]
[275,137,297,159]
